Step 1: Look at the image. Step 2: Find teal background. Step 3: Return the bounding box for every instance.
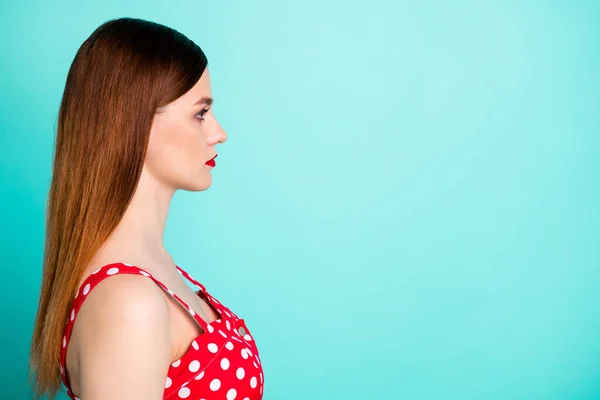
[1,1,599,399]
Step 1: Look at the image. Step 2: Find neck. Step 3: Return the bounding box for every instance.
[101,167,176,265]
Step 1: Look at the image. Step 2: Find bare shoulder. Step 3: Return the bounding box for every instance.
[72,273,172,398]
[76,272,170,325]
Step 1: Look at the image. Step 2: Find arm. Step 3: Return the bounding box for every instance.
[75,274,172,399]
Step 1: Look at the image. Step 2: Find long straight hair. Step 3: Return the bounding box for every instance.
[29,17,208,399]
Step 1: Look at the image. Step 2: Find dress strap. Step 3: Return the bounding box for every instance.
[175,264,208,293]
[60,262,211,363]
[59,262,215,398]
[175,264,234,317]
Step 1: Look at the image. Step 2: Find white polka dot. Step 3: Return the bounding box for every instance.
[207,324,214,333]
[83,283,91,296]
[223,310,231,317]
[207,343,218,353]
[139,271,150,276]
[233,328,239,335]
[70,309,75,321]
[219,330,227,338]
[106,267,119,275]
[236,367,245,379]
[194,370,205,380]
[241,348,248,359]
[244,398,250,400]
[165,377,172,388]
[212,297,220,304]
[260,372,263,383]
[210,378,221,391]
[227,388,237,400]
[192,340,199,350]
[189,360,200,372]
[250,376,257,388]
[226,320,231,330]
[225,341,234,350]
[246,348,253,357]
[92,268,100,274]
[244,334,253,341]
[253,361,258,369]
[171,359,181,368]
[260,385,263,394]
[178,387,191,398]
[221,357,230,370]
[62,336,66,348]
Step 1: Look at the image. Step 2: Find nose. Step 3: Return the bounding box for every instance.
[209,120,227,145]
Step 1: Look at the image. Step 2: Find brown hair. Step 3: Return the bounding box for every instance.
[29,17,208,399]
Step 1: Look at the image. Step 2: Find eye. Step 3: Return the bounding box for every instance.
[195,108,210,122]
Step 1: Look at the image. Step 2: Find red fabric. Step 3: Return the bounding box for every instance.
[59,262,264,399]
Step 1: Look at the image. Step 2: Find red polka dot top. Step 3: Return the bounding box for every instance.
[59,262,264,400]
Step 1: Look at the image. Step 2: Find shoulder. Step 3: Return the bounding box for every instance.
[74,271,171,341]
[71,272,173,397]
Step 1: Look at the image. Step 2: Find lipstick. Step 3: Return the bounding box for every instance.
[205,154,217,167]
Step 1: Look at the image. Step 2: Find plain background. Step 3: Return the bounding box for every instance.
[1,1,599,399]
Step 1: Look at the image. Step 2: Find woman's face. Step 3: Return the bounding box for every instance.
[145,67,227,192]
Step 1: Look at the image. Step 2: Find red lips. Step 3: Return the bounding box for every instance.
[205,154,217,167]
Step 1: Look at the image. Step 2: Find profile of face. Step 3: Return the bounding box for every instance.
[144,68,227,192]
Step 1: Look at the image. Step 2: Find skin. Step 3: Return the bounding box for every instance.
[65,67,228,399]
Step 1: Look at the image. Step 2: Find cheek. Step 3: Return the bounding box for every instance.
[147,122,205,174]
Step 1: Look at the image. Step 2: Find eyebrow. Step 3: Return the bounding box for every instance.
[193,96,213,107]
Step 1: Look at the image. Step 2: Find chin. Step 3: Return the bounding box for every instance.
[180,175,212,192]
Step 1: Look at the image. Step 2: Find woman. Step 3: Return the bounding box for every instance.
[29,17,264,400]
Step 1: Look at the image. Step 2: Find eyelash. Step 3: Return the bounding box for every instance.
[196,108,210,122]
